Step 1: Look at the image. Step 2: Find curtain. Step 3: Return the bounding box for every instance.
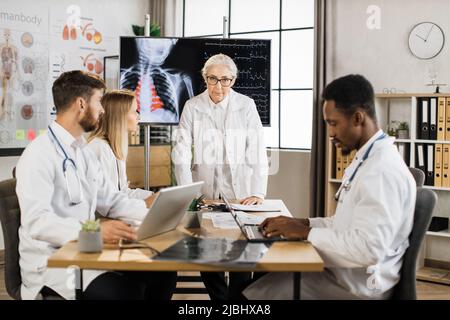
[309,0,328,218]
[149,0,183,37]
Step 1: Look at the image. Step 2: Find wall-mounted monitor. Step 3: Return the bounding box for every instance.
[120,36,271,125]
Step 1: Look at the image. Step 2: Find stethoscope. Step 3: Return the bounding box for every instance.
[334,133,387,202]
[47,125,83,205]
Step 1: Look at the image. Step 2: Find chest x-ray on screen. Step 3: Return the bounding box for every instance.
[120,38,194,124]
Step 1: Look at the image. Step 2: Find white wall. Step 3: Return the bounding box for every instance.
[267,150,310,219]
[327,0,450,262]
[0,0,150,251]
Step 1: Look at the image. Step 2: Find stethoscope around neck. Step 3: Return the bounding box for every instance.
[334,133,387,202]
[47,125,83,205]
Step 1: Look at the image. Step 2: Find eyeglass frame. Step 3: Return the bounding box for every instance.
[205,75,235,87]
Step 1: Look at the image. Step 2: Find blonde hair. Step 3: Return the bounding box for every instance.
[201,53,238,79]
[88,89,135,160]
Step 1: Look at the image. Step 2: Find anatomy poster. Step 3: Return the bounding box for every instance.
[0,3,118,151]
[0,4,49,149]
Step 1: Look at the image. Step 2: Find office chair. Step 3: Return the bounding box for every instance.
[408,167,425,187]
[0,178,64,300]
[391,187,436,300]
[0,178,21,300]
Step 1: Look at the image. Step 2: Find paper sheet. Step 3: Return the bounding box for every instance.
[211,211,265,229]
[230,203,282,212]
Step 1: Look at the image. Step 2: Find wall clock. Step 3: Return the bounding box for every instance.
[408,22,445,59]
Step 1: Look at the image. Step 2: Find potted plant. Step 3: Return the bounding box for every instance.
[131,23,161,36]
[78,219,103,253]
[396,122,409,139]
[183,195,205,228]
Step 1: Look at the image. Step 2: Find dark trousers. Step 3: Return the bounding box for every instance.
[72,271,177,300]
[201,272,252,300]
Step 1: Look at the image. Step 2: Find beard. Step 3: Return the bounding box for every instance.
[341,146,352,156]
[79,104,98,132]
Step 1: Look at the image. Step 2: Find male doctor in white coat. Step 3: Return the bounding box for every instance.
[243,74,416,299]
[16,70,176,300]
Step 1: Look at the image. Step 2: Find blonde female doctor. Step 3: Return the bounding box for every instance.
[172,53,268,300]
[88,90,156,207]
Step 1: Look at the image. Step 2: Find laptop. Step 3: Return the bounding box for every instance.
[221,194,286,243]
[135,181,204,241]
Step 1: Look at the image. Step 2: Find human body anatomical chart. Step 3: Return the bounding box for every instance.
[0,3,116,151]
[0,4,49,149]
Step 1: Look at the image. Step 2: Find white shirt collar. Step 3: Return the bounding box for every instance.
[50,121,87,150]
[208,93,229,110]
[355,129,384,160]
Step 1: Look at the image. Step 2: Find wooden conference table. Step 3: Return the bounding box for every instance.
[47,200,324,300]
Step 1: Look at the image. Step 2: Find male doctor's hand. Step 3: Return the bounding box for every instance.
[260,216,311,240]
[240,196,263,205]
[101,219,137,244]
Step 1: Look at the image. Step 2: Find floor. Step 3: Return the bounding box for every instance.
[1,265,450,300]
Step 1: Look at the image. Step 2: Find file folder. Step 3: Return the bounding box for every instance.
[438,97,446,141]
[342,153,349,174]
[446,98,450,141]
[418,98,429,140]
[397,143,407,164]
[426,144,434,186]
[336,147,343,179]
[416,144,426,178]
[430,98,437,140]
[435,143,443,187]
[443,145,450,187]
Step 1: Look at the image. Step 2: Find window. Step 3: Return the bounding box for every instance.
[183,0,315,149]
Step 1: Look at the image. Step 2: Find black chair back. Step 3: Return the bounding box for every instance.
[392,187,436,300]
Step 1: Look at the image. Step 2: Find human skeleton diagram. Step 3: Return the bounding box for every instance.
[0,29,19,120]
[120,38,194,123]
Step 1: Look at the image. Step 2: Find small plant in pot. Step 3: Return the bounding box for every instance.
[396,122,409,139]
[183,195,205,228]
[78,219,103,253]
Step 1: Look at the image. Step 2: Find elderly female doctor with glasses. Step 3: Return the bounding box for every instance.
[172,54,268,300]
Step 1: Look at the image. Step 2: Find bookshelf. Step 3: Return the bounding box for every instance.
[324,93,450,284]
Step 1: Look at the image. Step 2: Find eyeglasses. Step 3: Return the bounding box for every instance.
[206,76,234,87]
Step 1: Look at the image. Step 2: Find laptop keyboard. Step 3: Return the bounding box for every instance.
[244,225,265,240]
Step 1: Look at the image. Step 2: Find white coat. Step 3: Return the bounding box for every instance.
[244,130,416,299]
[172,89,268,199]
[88,137,153,200]
[15,122,148,300]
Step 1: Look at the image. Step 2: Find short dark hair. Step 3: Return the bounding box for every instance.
[52,70,106,113]
[322,74,376,120]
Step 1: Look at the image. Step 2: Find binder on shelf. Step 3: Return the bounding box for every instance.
[348,150,357,165]
[437,97,446,141]
[429,97,437,140]
[418,98,429,140]
[415,144,426,178]
[434,144,443,187]
[426,144,434,186]
[446,97,450,141]
[442,144,450,187]
[397,142,410,165]
[336,147,343,180]
[342,153,349,175]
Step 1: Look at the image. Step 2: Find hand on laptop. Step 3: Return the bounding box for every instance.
[259,216,311,240]
[101,219,137,244]
[145,192,159,208]
[240,196,263,205]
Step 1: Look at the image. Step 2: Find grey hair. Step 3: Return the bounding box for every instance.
[201,53,238,79]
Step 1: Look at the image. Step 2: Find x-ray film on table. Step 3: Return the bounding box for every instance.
[153,236,270,265]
